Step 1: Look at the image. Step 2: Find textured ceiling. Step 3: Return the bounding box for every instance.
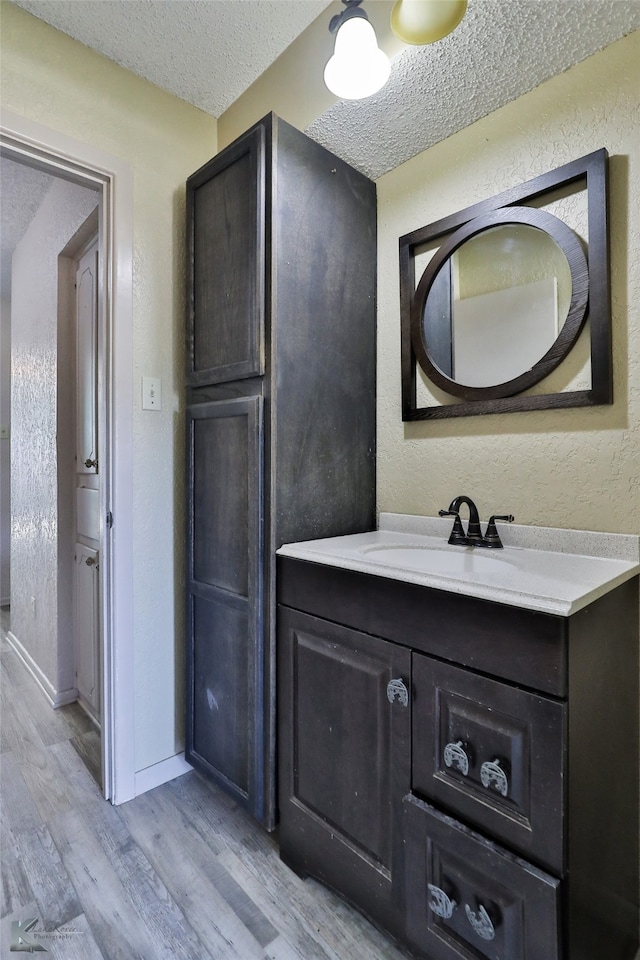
[10,0,333,117]
[308,0,640,178]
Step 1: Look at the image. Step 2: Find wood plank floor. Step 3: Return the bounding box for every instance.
[1,609,412,959]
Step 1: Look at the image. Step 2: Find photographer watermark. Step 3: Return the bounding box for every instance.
[10,916,84,952]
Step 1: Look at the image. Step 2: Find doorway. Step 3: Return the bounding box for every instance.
[0,109,135,803]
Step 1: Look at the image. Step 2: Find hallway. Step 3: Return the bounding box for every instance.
[0,609,409,960]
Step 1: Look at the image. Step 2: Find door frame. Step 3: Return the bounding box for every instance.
[1,108,135,804]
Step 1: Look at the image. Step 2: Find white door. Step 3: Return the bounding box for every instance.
[75,241,101,721]
[75,542,99,712]
[77,243,98,476]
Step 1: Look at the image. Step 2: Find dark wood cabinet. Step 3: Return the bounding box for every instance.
[185,115,376,829]
[277,556,639,960]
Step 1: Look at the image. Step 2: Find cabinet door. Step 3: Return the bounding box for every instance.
[278,608,411,935]
[187,124,266,385]
[186,396,265,819]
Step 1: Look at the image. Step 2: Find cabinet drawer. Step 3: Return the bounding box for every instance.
[277,556,567,696]
[413,656,565,873]
[404,795,561,960]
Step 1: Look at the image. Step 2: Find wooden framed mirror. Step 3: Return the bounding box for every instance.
[399,149,611,419]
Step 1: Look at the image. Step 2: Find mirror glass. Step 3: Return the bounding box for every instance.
[421,224,573,388]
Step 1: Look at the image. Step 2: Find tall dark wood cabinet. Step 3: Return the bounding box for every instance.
[185,114,377,829]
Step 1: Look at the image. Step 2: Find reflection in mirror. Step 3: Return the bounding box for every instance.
[422,224,573,388]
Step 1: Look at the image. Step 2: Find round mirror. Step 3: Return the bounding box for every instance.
[411,207,589,401]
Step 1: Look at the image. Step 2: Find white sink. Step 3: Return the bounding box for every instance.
[358,542,514,575]
[277,514,640,616]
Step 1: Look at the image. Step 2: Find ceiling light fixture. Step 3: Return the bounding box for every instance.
[324,0,391,101]
[390,0,467,45]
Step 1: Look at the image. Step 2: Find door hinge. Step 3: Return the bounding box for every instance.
[106,510,113,529]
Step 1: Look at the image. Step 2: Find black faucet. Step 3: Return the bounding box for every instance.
[439,495,514,549]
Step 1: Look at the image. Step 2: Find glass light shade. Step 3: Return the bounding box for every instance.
[324,16,391,100]
[390,0,467,45]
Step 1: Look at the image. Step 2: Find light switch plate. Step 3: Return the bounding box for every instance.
[142,376,162,411]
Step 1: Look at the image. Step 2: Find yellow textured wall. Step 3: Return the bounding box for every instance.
[377,31,640,535]
[1,3,217,770]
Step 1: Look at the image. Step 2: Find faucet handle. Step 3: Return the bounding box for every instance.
[483,514,514,548]
[439,509,468,546]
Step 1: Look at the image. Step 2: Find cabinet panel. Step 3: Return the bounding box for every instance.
[272,121,377,545]
[295,631,392,867]
[186,396,264,812]
[412,656,565,874]
[191,593,250,793]
[187,124,265,385]
[278,607,410,934]
[192,413,250,595]
[404,795,560,960]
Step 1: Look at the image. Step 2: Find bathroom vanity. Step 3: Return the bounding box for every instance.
[276,515,640,960]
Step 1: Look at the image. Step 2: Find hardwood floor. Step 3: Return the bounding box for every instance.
[0,610,412,960]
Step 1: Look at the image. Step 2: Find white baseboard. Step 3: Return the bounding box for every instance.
[6,631,57,705]
[54,686,80,708]
[5,631,79,708]
[134,753,193,798]
[6,628,192,801]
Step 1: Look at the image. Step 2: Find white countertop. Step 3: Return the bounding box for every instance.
[277,513,640,616]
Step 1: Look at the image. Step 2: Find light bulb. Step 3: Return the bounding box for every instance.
[324,16,391,100]
[390,0,467,45]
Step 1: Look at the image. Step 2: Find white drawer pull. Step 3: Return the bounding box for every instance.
[386,678,409,706]
[465,903,496,941]
[444,740,470,776]
[427,884,456,919]
[480,758,509,797]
